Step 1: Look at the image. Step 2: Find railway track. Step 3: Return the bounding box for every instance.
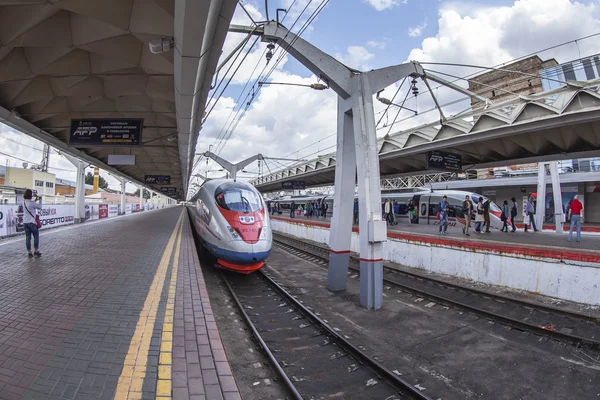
[273,233,600,351]
[221,269,432,400]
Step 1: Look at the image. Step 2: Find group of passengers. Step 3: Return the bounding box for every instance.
[303,200,327,218]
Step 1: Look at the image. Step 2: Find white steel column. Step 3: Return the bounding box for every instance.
[535,163,547,231]
[352,74,386,310]
[120,180,126,215]
[328,105,356,291]
[74,160,86,223]
[549,161,564,233]
[139,186,143,210]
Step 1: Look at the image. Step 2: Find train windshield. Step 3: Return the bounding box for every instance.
[215,183,263,213]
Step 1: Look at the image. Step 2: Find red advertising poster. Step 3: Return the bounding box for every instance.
[135,204,140,212]
[99,204,108,219]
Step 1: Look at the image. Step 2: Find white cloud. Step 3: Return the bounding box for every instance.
[335,46,375,71]
[364,0,406,11]
[367,40,386,49]
[408,21,427,38]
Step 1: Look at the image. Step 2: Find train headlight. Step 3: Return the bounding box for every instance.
[227,226,239,239]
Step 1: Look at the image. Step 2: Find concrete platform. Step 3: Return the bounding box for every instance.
[273,215,600,261]
[271,215,600,305]
[0,207,240,400]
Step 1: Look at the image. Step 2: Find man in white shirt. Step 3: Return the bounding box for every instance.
[23,189,42,258]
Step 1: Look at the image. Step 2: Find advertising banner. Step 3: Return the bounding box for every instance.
[99,204,109,219]
[38,205,75,228]
[426,150,462,172]
[69,118,143,147]
[0,205,21,237]
[108,205,119,218]
[86,204,99,221]
[282,181,306,190]
[125,204,132,214]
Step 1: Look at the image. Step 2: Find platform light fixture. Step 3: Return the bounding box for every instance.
[148,37,174,54]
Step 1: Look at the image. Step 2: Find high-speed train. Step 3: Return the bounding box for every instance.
[188,179,272,274]
[273,189,512,230]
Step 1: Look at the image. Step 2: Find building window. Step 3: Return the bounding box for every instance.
[35,180,44,187]
[45,182,54,188]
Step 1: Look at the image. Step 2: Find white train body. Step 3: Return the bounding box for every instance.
[272,189,511,230]
[188,179,272,273]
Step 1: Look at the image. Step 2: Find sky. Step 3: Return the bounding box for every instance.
[2,0,600,194]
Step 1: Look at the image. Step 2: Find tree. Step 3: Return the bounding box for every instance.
[134,188,151,199]
[85,171,109,189]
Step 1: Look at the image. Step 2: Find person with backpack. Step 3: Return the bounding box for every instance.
[23,189,42,258]
[500,200,510,232]
[462,195,473,236]
[483,197,491,233]
[290,200,296,218]
[474,197,485,233]
[438,195,449,234]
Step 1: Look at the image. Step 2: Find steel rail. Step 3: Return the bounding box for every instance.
[256,269,433,400]
[220,271,304,400]
[273,234,600,350]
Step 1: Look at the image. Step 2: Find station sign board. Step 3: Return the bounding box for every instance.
[282,181,306,190]
[145,175,171,185]
[426,150,462,172]
[160,187,177,194]
[69,118,143,147]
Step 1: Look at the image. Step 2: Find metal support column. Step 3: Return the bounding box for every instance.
[120,180,126,215]
[535,162,547,231]
[352,73,386,310]
[328,105,356,292]
[549,161,564,233]
[74,160,86,223]
[139,186,143,211]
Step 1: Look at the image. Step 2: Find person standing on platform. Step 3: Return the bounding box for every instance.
[290,200,296,218]
[407,200,414,224]
[500,200,510,232]
[384,199,393,225]
[462,195,473,236]
[524,196,538,232]
[510,197,518,232]
[438,195,449,234]
[567,194,584,242]
[353,199,359,225]
[475,198,484,233]
[23,189,42,258]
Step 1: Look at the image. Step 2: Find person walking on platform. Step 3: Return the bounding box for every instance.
[353,199,359,225]
[474,198,484,233]
[393,200,399,225]
[23,189,42,258]
[524,196,538,232]
[500,200,510,232]
[510,197,518,232]
[462,195,473,236]
[438,195,449,234]
[567,194,584,242]
[290,200,296,218]
[321,201,328,218]
[483,198,491,233]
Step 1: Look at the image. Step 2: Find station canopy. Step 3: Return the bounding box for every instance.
[0,0,237,199]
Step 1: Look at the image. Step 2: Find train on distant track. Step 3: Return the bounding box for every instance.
[272,189,511,230]
[188,179,272,274]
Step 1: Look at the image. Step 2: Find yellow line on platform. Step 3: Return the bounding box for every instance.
[115,210,183,400]
[156,214,182,399]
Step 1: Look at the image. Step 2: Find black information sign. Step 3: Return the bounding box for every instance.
[145,175,171,185]
[282,181,306,190]
[160,187,177,194]
[426,150,462,172]
[69,118,143,147]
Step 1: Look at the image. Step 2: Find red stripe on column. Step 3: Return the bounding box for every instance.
[330,249,350,254]
[359,258,384,262]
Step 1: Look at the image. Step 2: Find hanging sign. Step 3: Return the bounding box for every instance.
[145,175,171,185]
[282,181,305,190]
[160,187,177,194]
[69,118,143,147]
[426,150,462,172]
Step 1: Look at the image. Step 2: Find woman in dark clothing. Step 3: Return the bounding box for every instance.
[500,200,510,232]
[510,197,518,232]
